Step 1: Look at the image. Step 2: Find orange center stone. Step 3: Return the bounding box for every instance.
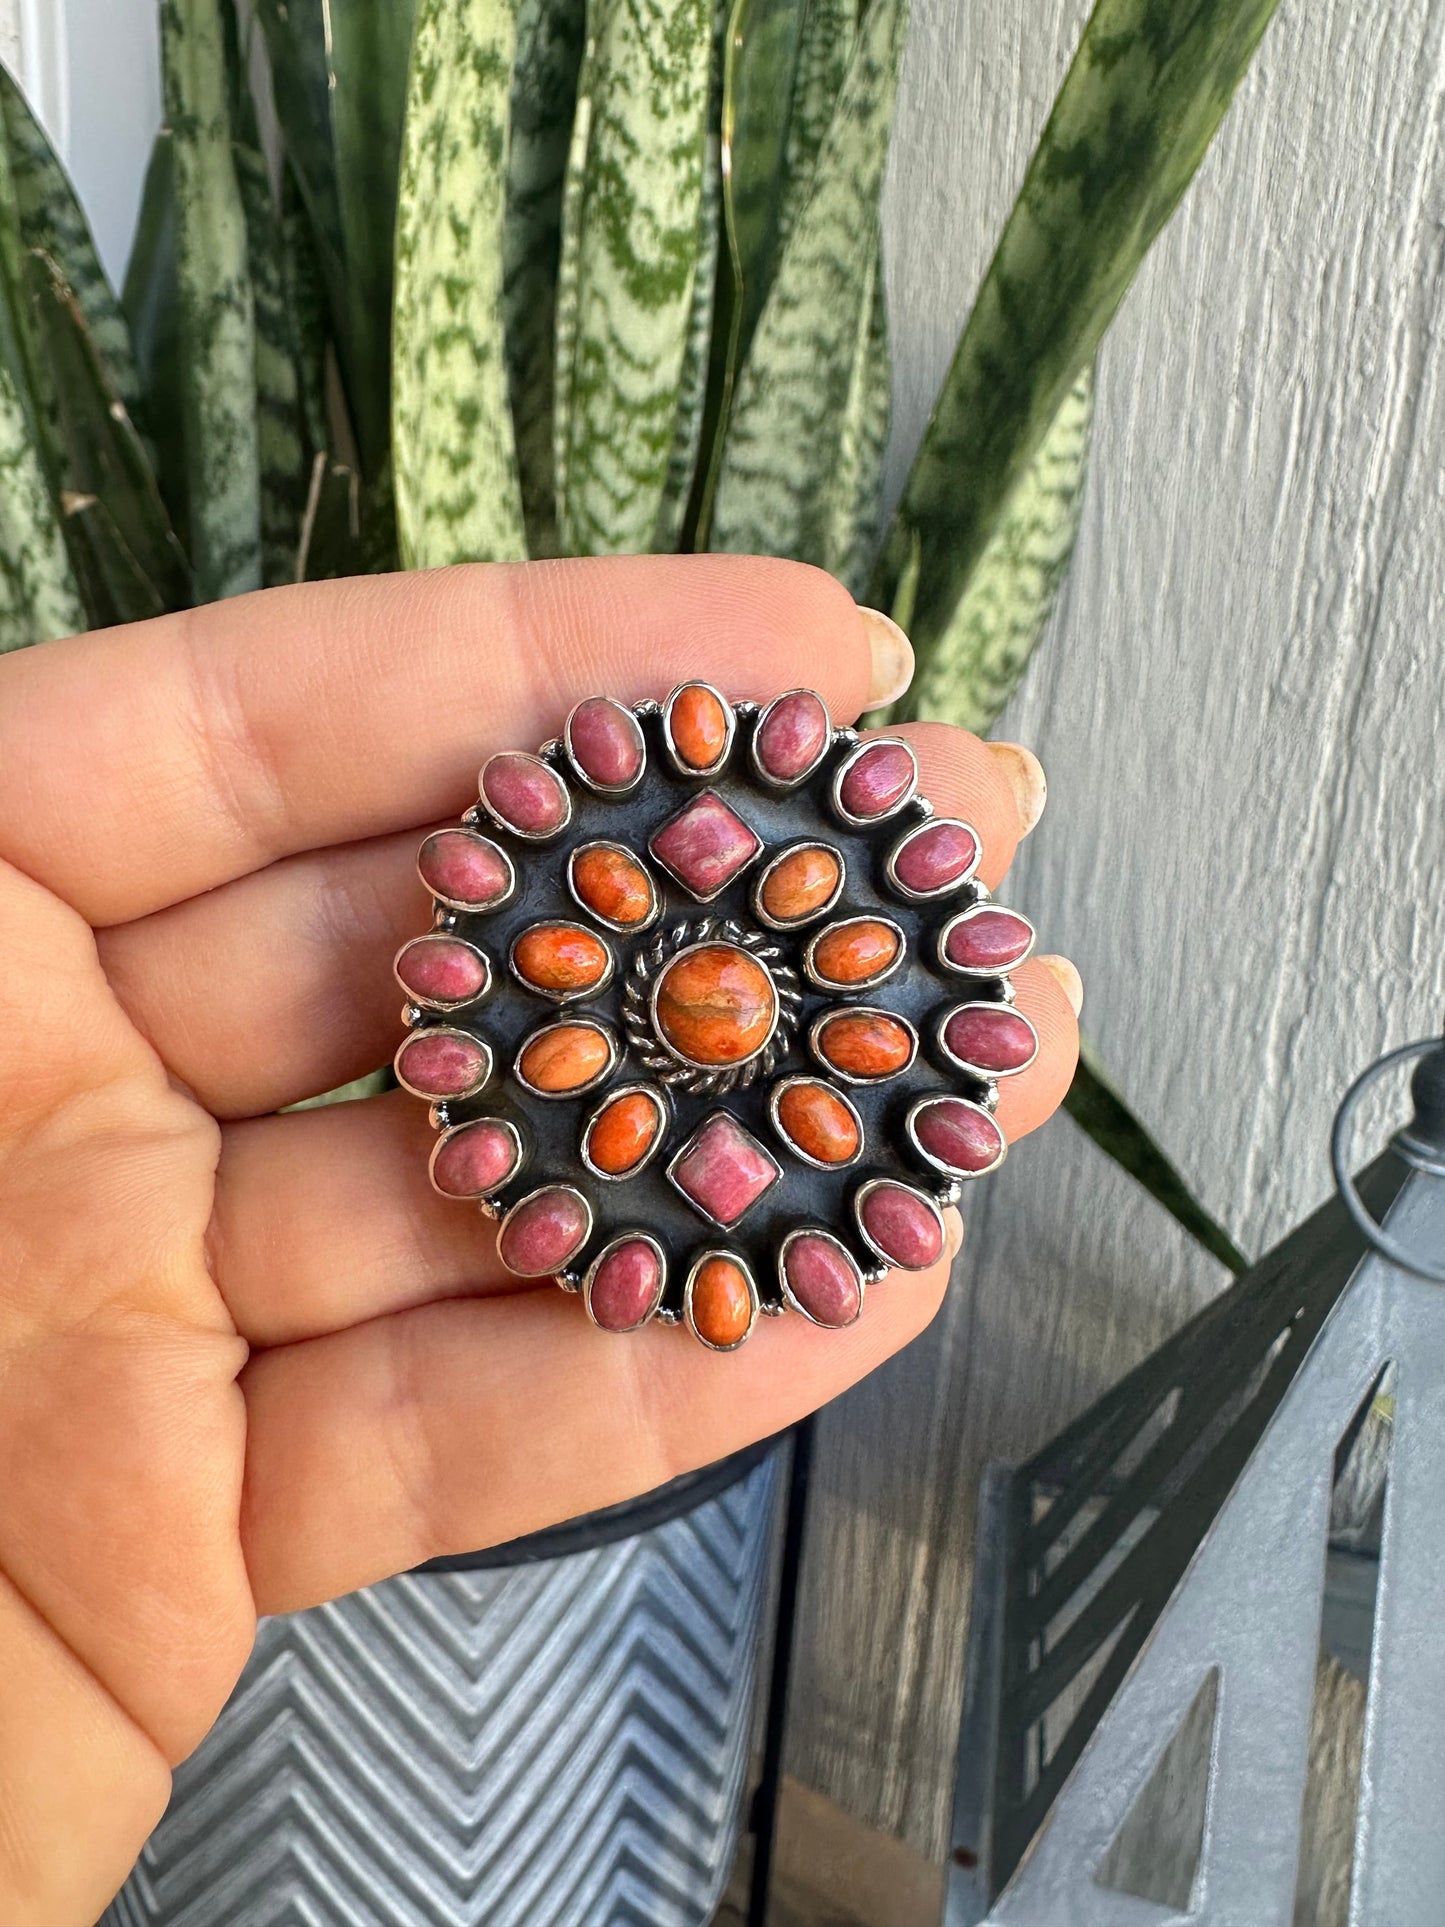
[513,923,610,993]
[810,917,901,987]
[760,845,841,925]
[654,943,778,1066]
[670,685,729,768]
[586,1090,663,1176]
[776,1081,860,1165]
[518,1023,612,1093]
[690,1257,755,1349]
[570,844,654,926]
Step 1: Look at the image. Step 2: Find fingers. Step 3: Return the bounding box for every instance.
[240,1255,952,1615]
[0,557,878,926]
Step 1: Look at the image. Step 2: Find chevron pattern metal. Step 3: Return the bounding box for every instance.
[103,1456,778,1927]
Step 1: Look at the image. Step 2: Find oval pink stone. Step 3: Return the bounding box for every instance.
[756,691,829,783]
[839,741,916,819]
[395,1029,490,1098]
[860,1183,944,1270]
[481,752,570,836]
[418,829,513,908]
[943,1005,1038,1074]
[395,936,489,1006]
[432,1120,520,1197]
[589,1239,663,1331]
[498,1187,590,1276]
[912,1097,1005,1174]
[893,820,979,895]
[784,1234,862,1328]
[568,697,645,789]
[945,907,1033,973]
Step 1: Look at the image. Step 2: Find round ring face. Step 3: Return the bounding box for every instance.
[394,689,1038,1345]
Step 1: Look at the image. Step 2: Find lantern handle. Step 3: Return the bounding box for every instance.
[1332,1036,1445,1283]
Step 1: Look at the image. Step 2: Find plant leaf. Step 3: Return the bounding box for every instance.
[295,452,363,582]
[1065,1039,1248,1274]
[0,354,84,650]
[724,0,810,372]
[122,131,188,537]
[874,0,1282,682]
[905,365,1093,732]
[280,162,329,458]
[393,0,527,569]
[776,0,852,251]
[161,0,262,602]
[553,0,714,555]
[707,0,904,570]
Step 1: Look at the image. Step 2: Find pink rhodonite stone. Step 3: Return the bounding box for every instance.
[481,752,569,836]
[395,936,489,1005]
[860,1183,944,1270]
[944,1004,1038,1074]
[783,1235,862,1328]
[649,792,762,898]
[568,697,645,788]
[432,1120,520,1197]
[498,1187,590,1276]
[839,740,915,818]
[418,829,512,908]
[756,691,829,782]
[670,1113,779,1227]
[589,1240,664,1331]
[893,820,979,895]
[912,1097,1005,1174]
[945,907,1033,973]
[395,1028,490,1098]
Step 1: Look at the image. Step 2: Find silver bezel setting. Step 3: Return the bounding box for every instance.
[562,697,647,795]
[767,1075,864,1171]
[583,1232,668,1333]
[777,1228,865,1329]
[508,919,616,1003]
[936,899,1036,977]
[661,681,737,779]
[885,816,983,902]
[829,735,920,828]
[580,1082,670,1183]
[808,1004,919,1085]
[513,1017,622,1100]
[393,934,493,1011]
[497,1184,594,1278]
[428,1116,525,1200]
[666,1110,784,1230]
[394,1025,493,1101]
[936,1001,1040,1079]
[683,1249,760,1351]
[853,1177,948,1273]
[648,939,780,1069]
[802,915,906,994]
[751,841,846,932]
[748,689,833,790]
[566,839,661,934]
[904,1094,1009,1182]
[622,917,802,1094]
[646,788,764,903]
[416,829,517,913]
[478,750,574,842]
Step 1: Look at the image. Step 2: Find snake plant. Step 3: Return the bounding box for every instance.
[0,0,1275,1271]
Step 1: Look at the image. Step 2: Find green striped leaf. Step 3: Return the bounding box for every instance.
[723,0,809,371]
[906,366,1093,733]
[553,0,714,555]
[280,162,330,458]
[0,355,83,650]
[122,131,187,535]
[707,0,904,570]
[161,0,262,602]
[232,142,308,588]
[874,0,1282,679]
[393,0,527,568]
[776,0,851,251]
[1066,1040,1248,1274]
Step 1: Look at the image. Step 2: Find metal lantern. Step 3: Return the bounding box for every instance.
[950,1033,1445,1926]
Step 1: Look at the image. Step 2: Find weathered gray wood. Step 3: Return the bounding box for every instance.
[786,0,1445,1861]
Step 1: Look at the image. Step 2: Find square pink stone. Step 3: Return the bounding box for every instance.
[649,791,762,900]
[668,1113,781,1227]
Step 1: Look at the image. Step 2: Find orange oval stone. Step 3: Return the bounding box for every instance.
[513,922,611,994]
[654,943,777,1067]
[815,1009,914,1080]
[690,1256,755,1349]
[810,918,901,987]
[759,845,842,925]
[570,844,655,927]
[669,684,729,769]
[776,1081,860,1165]
[518,1023,612,1093]
[586,1090,663,1176]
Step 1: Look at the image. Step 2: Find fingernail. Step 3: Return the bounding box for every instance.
[859,607,915,708]
[1038,953,1084,1017]
[987,741,1047,837]
[943,1207,965,1260]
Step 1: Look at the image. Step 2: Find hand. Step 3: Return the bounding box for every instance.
[0,556,1078,1923]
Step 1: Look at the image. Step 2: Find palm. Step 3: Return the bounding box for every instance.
[0,557,1076,1925]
